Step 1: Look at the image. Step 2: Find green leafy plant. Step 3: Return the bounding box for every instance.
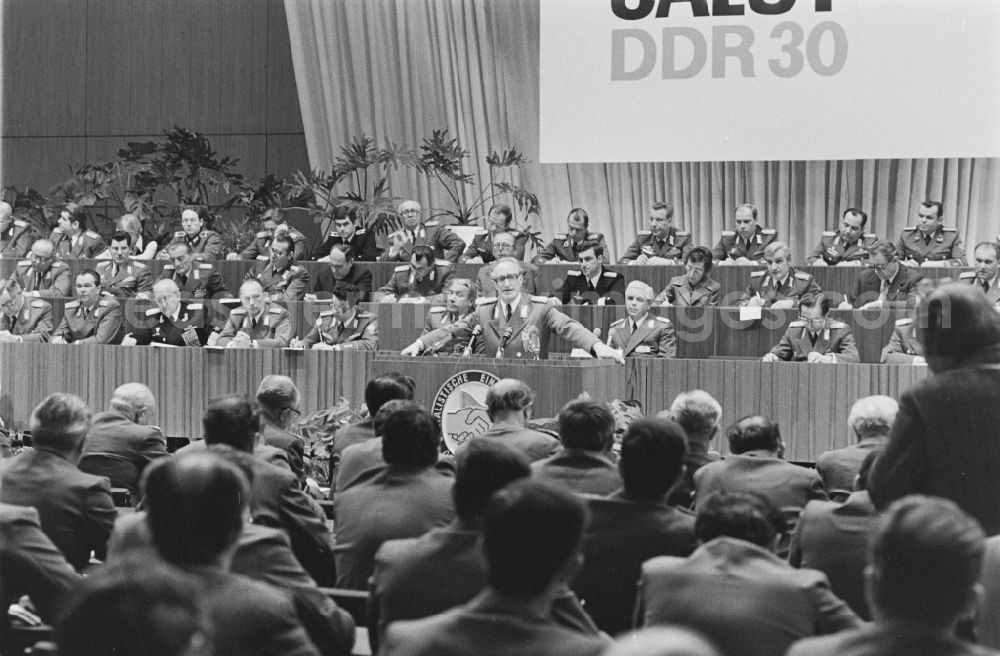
[294,398,367,486]
[2,186,52,240]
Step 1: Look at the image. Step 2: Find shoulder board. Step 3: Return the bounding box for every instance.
[173,230,186,238]
[319,310,334,317]
[145,308,161,317]
[85,230,100,239]
[822,231,836,237]
[429,306,446,313]
[12,219,27,227]
[637,230,652,237]
[30,300,46,309]
[65,301,80,309]
[435,259,450,267]
[393,265,409,273]
[16,260,30,267]
[162,264,176,271]
[602,271,619,278]
[355,228,366,235]
[902,226,917,232]
[98,300,110,307]
[761,228,776,235]
[586,233,601,240]
[554,233,567,240]
[675,231,690,236]
[864,233,877,239]
[198,263,213,270]
[355,311,371,319]
[290,228,305,237]
[231,308,247,315]
[132,261,148,270]
[829,321,848,329]
[721,230,736,237]
[51,228,64,235]
[655,316,671,324]
[186,303,203,311]
[530,295,550,303]
[51,261,68,268]
[290,265,304,273]
[943,227,957,232]
[474,229,488,236]
[750,270,766,278]
[95,261,111,269]
[424,221,440,227]
[255,230,269,238]
[476,297,498,306]
[789,320,805,328]
[794,272,811,280]
[958,271,976,280]
[895,317,913,326]
[268,307,283,314]
[610,318,626,327]
[567,270,582,276]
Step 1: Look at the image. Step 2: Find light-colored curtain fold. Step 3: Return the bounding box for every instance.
[286,0,1000,262]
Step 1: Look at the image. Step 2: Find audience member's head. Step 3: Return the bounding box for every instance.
[604,627,723,656]
[483,479,588,599]
[143,451,250,566]
[381,405,439,467]
[664,390,722,446]
[695,491,785,549]
[56,554,211,656]
[255,375,301,429]
[108,382,157,426]
[453,439,531,524]
[372,399,417,437]
[29,393,92,460]
[868,495,985,627]
[364,372,416,418]
[726,415,782,456]
[847,395,898,442]
[557,398,615,452]
[486,378,534,424]
[202,394,261,452]
[918,283,1000,372]
[618,418,688,501]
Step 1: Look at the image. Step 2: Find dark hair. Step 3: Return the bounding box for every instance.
[619,418,688,500]
[202,394,261,452]
[921,200,943,218]
[483,480,587,598]
[842,207,868,228]
[685,246,713,273]
[578,243,605,260]
[798,294,830,315]
[331,283,361,307]
[77,268,101,286]
[381,405,440,467]
[63,203,90,230]
[918,283,1000,372]
[411,245,435,266]
[727,415,781,454]
[263,207,286,223]
[182,205,211,224]
[974,241,1000,260]
[650,201,674,218]
[567,207,589,228]
[454,440,531,522]
[373,399,416,436]
[867,240,898,260]
[144,452,250,565]
[364,372,416,417]
[871,495,984,623]
[557,399,616,451]
[488,203,513,226]
[330,243,355,260]
[272,233,295,257]
[110,230,133,247]
[695,491,784,547]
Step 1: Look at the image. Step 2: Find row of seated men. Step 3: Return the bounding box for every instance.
[5,369,1000,656]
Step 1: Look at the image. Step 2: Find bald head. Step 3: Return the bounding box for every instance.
[486,378,534,425]
[109,383,157,425]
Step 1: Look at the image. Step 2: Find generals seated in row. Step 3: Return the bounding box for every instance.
[374,246,454,303]
[762,295,859,364]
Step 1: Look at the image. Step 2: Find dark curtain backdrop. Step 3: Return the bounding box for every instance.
[284,0,1000,262]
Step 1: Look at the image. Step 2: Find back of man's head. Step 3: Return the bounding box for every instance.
[255,375,299,423]
[695,491,784,548]
[483,479,588,599]
[373,399,418,437]
[558,398,615,451]
[453,439,531,523]
[381,405,439,467]
[29,393,92,456]
[201,394,260,452]
[364,372,416,417]
[919,283,1000,372]
[869,495,985,625]
[619,418,689,500]
[486,378,534,422]
[143,452,249,566]
[847,395,897,441]
[726,415,781,455]
[665,390,722,445]
[108,382,156,424]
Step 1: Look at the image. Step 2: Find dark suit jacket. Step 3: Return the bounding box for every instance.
[561,268,625,305]
[787,624,996,656]
[637,537,861,656]
[880,316,925,364]
[0,448,117,571]
[132,301,211,346]
[311,264,373,302]
[574,492,697,635]
[531,449,622,496]
[79,411,168,497]
[311,229,380,262]
[335,438,455,494]
[848,264,922,308]
[694,451,828,511]
[463,426,561,463]
[261,422,307,489]
[815,438,886,494]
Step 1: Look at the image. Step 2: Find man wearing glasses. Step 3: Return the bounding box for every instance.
[477,232,540,296]
[0,278,52,342]
[243,234,310,301]
[460,203,528,263]
[256,375,308,489]
[10,239,72,298]
[380,200,465,263]
[762,295,859,363]
[842,241,922,310]
[619,201,692,265]
[655,247,721,307]
[402,257,625,362]
[297,284,378,351]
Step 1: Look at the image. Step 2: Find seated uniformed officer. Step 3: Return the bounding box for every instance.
[50,203,106,259]
[160,241,230,300]
[958,242,1000,305]
[739,242,821,309]
[712,203,777,265]
[418,278,477,355]
[0,278,52,342]
[477,232,539,297]
[460,203,528,264]
[243,234,310,301]
[403,257,625,363]
[107,212,158,260]
[880,314,925,365]
[165,206,224,261]
[308,244,373,302]
[379,200,465,264]
[895,200,967,267]
[561,244,625,305]
[619,201,692,265]
[95,231,154,299]
[841,241,922,310]
[230,207,307,261]
[655,247,722,307]
[762,295,859,364]
[606,281,675,358]
[216,279,292,348]
[374,245,455,303]
[0,201,33,258]
[312,207,380,261]
[122,279,209,347]
[51,269,124,344]
[11,239,73,298]
[297,284,378,351]
[806,208,877,266]
[533,207,609,265]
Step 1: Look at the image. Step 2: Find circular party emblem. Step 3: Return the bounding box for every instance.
[432,370,500,453]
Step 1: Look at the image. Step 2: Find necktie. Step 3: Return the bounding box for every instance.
[809,331,818,346]
[34,271,42,290]
[504,304,513,322]
[409,230,417,244]
[878,279,889,302]
[112,265,120,279]
[177,273,187,287]
[587,279,596,292]
[7,314,15,333]
[629,320,637,335]
[924,235,932,247]
[984,280,991,294]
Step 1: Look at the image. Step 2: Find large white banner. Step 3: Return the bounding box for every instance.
[539,0,1000,162]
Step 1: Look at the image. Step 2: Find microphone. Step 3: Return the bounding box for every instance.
[496,326,513,359]
[462,324,482,357]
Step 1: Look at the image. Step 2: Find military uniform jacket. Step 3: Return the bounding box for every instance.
[656,274,722,307]
[240,227,308,260]
[476,262,539,297]
[374,262,455,303]
[54,294,124,344]
[312,264,373,302]
[245,261,310,300]
[739,268,821,306]
[847,265,921,309]
[561,268,626,305]
[895,226,966,266]
[95,260,153,298]
[421,295,600,359]
[959,271,1000,304]
[607,314,676,358]
[311,228,380,261]
[159,261,230,299]
[769,319,859,363]
[49,228,106,259]
[618,228,692,264]
[0,219,33,258]
[168,229,225,261]
[11,260,72,297]
[459,230,528,263]
[1,298,53,342]
[134,301,209,346]
[377,222,466,264]
[303,309,378,350]
[420,308,476,355]
[806,232,878,265]
[880,317,924,364]
[712,226,777,263]
[533,232,609,265]
[217,305,292,348]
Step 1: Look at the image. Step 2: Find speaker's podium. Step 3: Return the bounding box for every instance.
[371,353,628,452]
